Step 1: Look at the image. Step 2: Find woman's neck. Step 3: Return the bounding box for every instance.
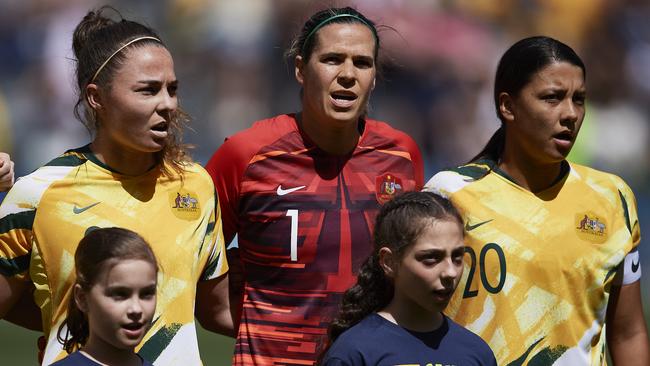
[82,337,141,366]
[90,138,156,176]
[379,297,444,333]
[498,146,564,193]
[298,112,361,155]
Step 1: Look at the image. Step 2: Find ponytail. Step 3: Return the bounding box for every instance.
[57,290,89,353]
[469,126,505,163]
[319,252,393,361]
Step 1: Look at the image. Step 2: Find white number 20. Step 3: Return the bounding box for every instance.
[286,209,298,261]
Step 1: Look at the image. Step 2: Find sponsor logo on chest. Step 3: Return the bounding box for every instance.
[575,212,608,243]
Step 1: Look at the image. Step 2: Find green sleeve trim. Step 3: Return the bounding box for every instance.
[0,210,35,234]
[200,250,222,281]
[0,252,30,276]
[618,190,632,234]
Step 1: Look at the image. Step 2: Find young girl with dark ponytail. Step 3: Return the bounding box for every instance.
[320,191,496,366]
[53,228,157,366]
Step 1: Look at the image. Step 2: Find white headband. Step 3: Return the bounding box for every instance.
[90,36,161,83]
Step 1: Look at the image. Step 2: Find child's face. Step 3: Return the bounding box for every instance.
[392,219,465,314]
[77,259,157,350]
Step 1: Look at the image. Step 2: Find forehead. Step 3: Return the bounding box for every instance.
[113,45,175,80]
[99,259,157,285]
[312,22,376,56]
[410,219,464,252]
[527,61,585,90]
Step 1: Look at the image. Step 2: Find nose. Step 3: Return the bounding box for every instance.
[127,298,143,320]
[440,259,461,283]
[158,90,177,115]
[560,99,579,124]
[337,60,356,87]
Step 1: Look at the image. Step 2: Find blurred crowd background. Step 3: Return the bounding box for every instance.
[1,0,649,362]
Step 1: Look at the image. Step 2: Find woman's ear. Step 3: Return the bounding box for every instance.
[378,247,396,278]
[73,284,88,313]
[85,83,102,111]
[498,92,515,122]
[295,56,305,86]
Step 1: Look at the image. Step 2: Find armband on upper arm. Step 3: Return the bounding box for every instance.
[622,247,641,285]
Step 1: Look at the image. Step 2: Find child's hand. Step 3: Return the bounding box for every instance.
[0,152,15,191]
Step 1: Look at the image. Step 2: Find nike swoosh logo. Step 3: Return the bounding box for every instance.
[73,202,101,214]
[276,185,306,196]
[465,219,493,231]
[632,258,640,273]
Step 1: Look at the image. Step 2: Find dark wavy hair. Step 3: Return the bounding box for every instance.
[72,6,191,177]
[319,191,463,361]
[472,36,586,162]
[57,227,158,353]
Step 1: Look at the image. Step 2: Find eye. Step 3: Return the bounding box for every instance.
[573,94,586,106]
[140,286,157,300]
[322,55,341,65]
[108,289,130,300]
[137,86,158,95]
[354,58,374,69]
[168,84,178,97]
[541,93,560,103]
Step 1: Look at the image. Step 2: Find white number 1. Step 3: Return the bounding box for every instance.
[286,209,298,261]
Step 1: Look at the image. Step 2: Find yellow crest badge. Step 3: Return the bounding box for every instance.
[169,189,201,220]
[575,213,607,243]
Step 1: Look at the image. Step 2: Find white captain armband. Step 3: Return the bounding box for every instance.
[622,247,642,285]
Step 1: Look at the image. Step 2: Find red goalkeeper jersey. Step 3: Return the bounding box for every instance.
[206,114,423,365]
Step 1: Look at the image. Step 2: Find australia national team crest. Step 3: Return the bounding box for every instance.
[169,189,201,220]
[575,212,607,243]
[376,173,403,204]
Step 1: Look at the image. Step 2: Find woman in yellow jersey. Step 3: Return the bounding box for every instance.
[425,36,649,365]
[0,7,231,365]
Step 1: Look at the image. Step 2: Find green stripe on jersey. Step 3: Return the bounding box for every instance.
[0,253,30,276]
[138,323,182,362]
[0,210,36,234]
[201,250,222,281]
[618,190,632,234]
[44,154,86,167]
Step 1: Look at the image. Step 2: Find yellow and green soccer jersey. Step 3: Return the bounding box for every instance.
[0,145,228,365]
[424,159,640,366]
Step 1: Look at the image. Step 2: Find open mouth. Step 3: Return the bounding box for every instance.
[553,131,573,142]
[123,322,144,331]
[330,91,358,108]
[151,121,169,132]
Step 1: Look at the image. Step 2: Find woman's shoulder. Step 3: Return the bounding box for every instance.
[228,113,298,142]
[424,159,494,197]
[363,118,416,145]
[568,161,635,196]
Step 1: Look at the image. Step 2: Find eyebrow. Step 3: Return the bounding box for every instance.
[136,79,178,85]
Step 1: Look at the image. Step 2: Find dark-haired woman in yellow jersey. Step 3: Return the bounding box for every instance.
[425,36,649,365]
[0,7,230,365]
